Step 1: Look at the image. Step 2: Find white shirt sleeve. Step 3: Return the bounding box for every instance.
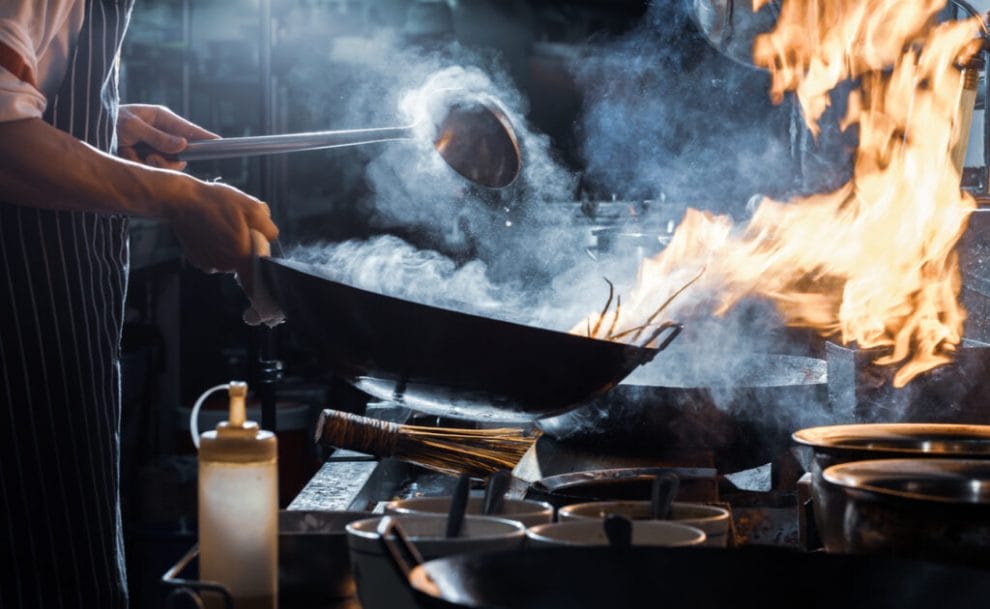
[0,1,84,123]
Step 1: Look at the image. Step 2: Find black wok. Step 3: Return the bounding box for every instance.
[408,546,990,609]
[259,256,679,422]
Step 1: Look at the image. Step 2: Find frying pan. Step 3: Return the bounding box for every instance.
[408,546,990,609]
[259,256,680,423]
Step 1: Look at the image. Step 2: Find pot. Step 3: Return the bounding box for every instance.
[558,501,730,547]
[821,458,990,566]
[260,256,679,423]
[792,423,990,552]
[408,546,990,609]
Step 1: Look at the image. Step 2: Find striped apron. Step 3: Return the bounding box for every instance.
[0,1,134,607]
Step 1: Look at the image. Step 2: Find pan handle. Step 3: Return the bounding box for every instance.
[377,516,425,579]
[640,322,683,351]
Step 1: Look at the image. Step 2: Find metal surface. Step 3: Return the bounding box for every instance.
[260,256,676,422]
[178,96,521,189]
[691,0,781,68]
[538,354,827,471]
[408,546,990,609]
[525,466,719,508]
[821,458,990,565]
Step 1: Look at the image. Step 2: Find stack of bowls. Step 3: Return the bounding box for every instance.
[793,423,990,563]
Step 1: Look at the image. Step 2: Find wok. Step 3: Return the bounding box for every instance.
[259,256,680,423]
[538,354,827,471]
[408,546,990,609]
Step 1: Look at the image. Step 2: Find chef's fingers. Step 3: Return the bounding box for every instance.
[145,153,188,172]
[128,117,187,155]
[246,202,279,242]
[151,106,220,142]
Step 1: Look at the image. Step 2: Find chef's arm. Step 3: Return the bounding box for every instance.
[0,117,278,274]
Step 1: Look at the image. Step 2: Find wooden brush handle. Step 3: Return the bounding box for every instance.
[315,409,402,458]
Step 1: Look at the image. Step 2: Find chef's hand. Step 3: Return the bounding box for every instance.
[117,104,219,171]
[165,175,284,326]
[167,178,278,281]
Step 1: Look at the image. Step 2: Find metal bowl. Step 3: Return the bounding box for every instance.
[792,424,990,552]
[822,459,990,565]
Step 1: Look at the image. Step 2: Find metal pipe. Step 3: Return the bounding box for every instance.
[177,125,415,161]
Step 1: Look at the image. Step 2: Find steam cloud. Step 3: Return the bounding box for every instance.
[278,1,877,450]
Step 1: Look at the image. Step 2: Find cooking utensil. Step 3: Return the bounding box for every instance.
[407,546,990,609]
[445,475,471,538]
[821,458,990,566]
[261,256,680,422]
[176,93,521,189]
[537,354,827,471]
[482,470,511,516]
[651,473,679,519]
[558,501,731,547]
[315,409,535,476]
[792,423,990,553]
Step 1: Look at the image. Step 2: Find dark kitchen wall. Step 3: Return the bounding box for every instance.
[122,0,799,241]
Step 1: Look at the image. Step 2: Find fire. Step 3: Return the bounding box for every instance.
[578,0,982,387]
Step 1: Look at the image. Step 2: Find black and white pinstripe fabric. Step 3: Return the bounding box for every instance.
[0,0,134,607]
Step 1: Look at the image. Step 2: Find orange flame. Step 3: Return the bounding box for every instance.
[578,0,982,387]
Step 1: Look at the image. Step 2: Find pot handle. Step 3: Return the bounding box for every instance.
[377,516,425,579]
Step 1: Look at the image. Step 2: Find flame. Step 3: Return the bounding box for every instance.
[578,0,982,387]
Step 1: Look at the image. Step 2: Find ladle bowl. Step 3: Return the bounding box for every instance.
[175,93,521,189]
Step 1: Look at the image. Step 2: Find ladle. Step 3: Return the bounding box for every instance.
[173,94,522,189]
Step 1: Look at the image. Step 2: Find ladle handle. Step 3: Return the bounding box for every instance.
[175,126,416,162]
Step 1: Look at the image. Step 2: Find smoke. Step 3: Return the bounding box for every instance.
[276,2,846,447]
[286,235,530,323]
[572,2,802,210]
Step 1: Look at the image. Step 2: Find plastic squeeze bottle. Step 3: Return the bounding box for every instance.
[197,381,278,609]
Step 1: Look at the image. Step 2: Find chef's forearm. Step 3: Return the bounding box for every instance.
[0,117,197,219]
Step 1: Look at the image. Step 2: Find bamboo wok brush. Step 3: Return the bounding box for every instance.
[315,409,538,478]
